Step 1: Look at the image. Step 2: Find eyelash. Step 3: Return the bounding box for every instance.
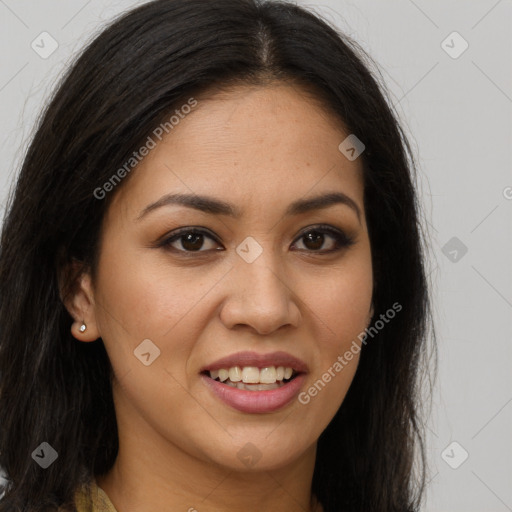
[156,224,356,256]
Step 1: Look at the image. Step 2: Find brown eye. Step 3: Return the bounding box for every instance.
[179,232,206,251]
[301,231,326,251]
[157,224,355,256]
[292,225,355,253]
[159,229,222,253]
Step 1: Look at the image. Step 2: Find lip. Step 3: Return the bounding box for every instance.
[200,350,309,373]
[200,350,308,414]
[201,373,306,414]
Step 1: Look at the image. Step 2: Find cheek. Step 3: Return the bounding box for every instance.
[93,244,230,394]
[293,265,371,433]
[94,245,211,341]
[301,261,373,351]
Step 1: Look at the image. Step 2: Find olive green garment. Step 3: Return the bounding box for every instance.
[73,478,323,512]
[73,479,117,512]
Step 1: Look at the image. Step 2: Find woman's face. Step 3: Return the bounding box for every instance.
[82,83,373,472]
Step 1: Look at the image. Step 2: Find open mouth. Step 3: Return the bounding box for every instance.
[202,366,300,391]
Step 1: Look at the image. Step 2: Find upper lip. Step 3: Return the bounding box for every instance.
[201,351,309,374]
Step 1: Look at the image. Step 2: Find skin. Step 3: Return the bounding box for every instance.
[66,82,374,512]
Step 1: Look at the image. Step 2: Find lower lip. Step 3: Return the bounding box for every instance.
[201,374,306,414]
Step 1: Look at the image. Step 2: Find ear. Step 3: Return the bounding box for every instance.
[58,258,101,342]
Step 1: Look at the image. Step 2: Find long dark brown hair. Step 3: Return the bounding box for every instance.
[0,0,436,510]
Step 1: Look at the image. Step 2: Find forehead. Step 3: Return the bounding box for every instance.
[111,83,365,220]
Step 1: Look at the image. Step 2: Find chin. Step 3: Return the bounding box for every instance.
[200,434,313,473]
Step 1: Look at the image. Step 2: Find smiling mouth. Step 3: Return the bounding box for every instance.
[202,365,300,391]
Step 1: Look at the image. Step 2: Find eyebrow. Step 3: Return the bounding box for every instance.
[136,191,362,223]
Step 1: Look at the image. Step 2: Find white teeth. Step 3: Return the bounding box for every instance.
[228,366,242,382]
[227,381,285,391]
[242,366,260,384]
[208,365,296,385]
[260,367,277,384]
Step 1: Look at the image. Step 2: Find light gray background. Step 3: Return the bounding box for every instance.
[0,1,511,511]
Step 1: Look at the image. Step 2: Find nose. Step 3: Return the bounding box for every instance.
[219,251,301,335]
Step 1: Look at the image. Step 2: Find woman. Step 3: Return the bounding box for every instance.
[0,0,436,510]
